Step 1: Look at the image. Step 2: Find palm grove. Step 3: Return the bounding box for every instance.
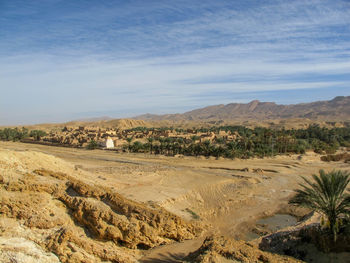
[121,125,350,159]
[2,125,350,159]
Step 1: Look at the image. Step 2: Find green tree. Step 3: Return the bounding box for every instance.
[131,141,143,153]
[86,140,98,150]
[29,130,47,141]
[289,170,350,242]
[191,135,200,143]
[176,138,185,155]
[203,140,211,157]
[147,137,154,154]
[0,127,28,141]
[126,137,133,152]
[215,137,225,144]
[226,141,237,158]
[158,137,166,154]
[165,137,172,155]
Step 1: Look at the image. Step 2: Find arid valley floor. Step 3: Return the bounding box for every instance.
[1,141,349,262]
[3,0,350,260]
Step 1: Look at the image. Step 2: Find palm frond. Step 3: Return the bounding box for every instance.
[289,169,350,242]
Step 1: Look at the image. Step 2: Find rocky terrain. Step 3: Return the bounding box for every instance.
[135,96,350,123]
[0,148,201,262]
[186,235,301,263]
[1,142,349,262]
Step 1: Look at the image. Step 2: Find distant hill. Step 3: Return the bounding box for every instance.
[134,96,350,122]
[23,118,151,132]
[71,116,113,122]
[13,96,350,131]
[65,118,150,130]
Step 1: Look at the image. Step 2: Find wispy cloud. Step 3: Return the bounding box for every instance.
[0,0,350,125]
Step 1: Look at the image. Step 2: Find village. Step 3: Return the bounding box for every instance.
[4,123,345,159]
[34,126,240,151]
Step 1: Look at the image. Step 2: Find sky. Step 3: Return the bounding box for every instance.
[1,0,350,125]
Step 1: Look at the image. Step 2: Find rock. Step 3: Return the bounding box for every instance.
[186,235,301,263]
[259,254,270,263]
[0,236,60,263]
[0,150,202,263]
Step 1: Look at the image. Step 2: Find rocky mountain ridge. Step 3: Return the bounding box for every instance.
[135,96,350,122]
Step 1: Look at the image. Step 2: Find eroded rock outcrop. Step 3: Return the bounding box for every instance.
[0,149,201,262]
[185,235,302,263]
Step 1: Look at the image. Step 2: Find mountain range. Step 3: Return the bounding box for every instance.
[134,96,350,122]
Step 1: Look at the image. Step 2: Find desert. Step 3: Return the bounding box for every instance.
[2,1,350,262]
[1,126,349,262]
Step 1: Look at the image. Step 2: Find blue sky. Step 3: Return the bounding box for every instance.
[1,0,350,125]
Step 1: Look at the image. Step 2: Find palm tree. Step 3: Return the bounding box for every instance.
[191,135,199,143]
[226,141,237,158]
[203,140,211,157]
[126,137,133,152]
[165,137,172,155]
[158,137,165,154]
[289,170,350,242]
[132,141,143,153]
[147,137,154,154]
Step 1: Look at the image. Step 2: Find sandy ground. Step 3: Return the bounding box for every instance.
[1,141,349,261]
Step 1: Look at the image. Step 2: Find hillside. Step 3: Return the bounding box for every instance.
[135,96,350,122]
[22,119,152,132]
[9,96,350,131]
